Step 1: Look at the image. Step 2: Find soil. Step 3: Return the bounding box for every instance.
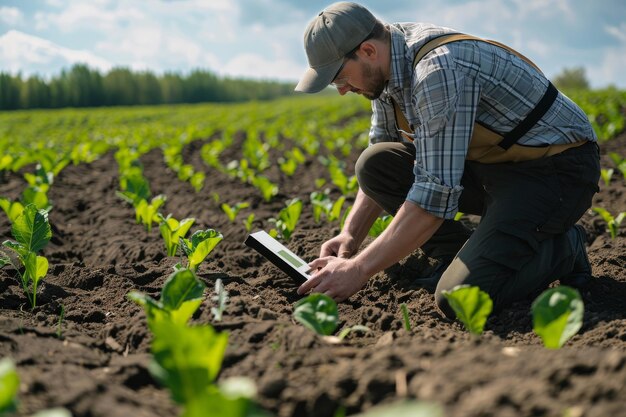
[1,128,625,417]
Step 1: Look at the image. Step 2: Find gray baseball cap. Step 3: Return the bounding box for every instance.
[295,2,377,93]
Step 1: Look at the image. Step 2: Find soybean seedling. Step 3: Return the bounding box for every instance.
[135,195,166,232]
[400,303,412,331]
[531,286,583,349]
[592,207,625,239]
[269,198,302,241]
[600,168,614,187]
[221,202,249,223]
[179,229,223,272]
[211,278,229,322]
[0,358,19,414]
[441,285,493,335]
[369,215,393,237]
[157,213,195,257]
[293,293,338,336]
[243,213,256,233]
[0,204,51,309]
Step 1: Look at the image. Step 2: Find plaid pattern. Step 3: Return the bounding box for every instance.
[370,23,597,219]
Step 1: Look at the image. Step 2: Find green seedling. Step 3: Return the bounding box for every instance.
[135,195,166,232]
[327,196,346,223]
[117,168,151,206]
[221,202,250,223]
[400,303,411,331]
[179,229,223,272]
[21,183,51,213]
[336,325,371,341]
[293,293,338,336]
[189,171,206,193]
[369,215,393,237]
[0,358,19,414]
[310,191,331,223]
[150,319,229,406]
[441,285,493,335]
[128,268,206,327]
[211,279,229,322]
[531,286,583,349]
[454,211,464,221]
[323,156,358,195]
[269,199,302,240]
[180,376,269,417]
[600,168,614,186]
[200,140,226,170]
[0,204,51,309]
[592,207,625,239]
[251,175,278,202]
[243,213,256,233]
[609,152,626,179]
[0,198,24,224]
[158,213,195,256]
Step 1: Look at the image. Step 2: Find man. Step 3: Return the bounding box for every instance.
[294,2,600,318]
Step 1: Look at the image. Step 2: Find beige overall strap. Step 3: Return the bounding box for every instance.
[412,34,543,74]
[393,33,542,141]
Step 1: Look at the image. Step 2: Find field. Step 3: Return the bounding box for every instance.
[0,93,625,417]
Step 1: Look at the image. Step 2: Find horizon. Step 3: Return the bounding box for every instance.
[1,0,625,89]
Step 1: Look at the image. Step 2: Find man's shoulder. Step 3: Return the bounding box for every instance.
[391,22,459,47]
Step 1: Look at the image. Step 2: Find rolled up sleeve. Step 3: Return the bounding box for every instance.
[405,67,480,219]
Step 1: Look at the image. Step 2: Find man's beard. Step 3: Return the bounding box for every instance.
[360,61,386,100]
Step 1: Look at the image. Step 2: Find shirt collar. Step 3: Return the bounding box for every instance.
[385,24,411,100]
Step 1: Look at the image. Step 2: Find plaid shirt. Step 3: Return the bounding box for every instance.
[371,23,597,219]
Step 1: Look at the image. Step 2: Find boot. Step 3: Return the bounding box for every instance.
[561,225,593,289]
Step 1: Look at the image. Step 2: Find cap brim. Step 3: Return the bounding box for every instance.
[294,59,344,93]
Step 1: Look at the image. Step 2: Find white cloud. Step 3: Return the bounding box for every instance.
[605,23,626,43]
[220,53,301,81]
[0,30,112,76]
[586,44,626,88]
[0,7,24,26]
[34,3,144,32]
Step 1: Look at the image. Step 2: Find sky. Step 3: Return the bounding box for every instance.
[0,0,625,88]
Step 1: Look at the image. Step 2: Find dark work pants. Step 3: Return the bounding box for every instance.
[354,141,600,318]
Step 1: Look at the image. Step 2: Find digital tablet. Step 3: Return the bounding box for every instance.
[244,230,312,284]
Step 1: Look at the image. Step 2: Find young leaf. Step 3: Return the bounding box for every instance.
[150,320,229,405]
[128,268,206,326]
[400,303,411,331]
[182,229,224,272]
[441,285,493,335]
[158,214,195,256]
[161,269,206,312]
[243,213,255,233]
[0,358,19,414]
[293,293,338,336]
[12,204,51,253]
[531,286,584,349]
[211,278,229,322]
[0,198,24,224]
[368,215,393,237]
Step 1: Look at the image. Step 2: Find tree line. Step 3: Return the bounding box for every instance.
[0,64,297,110]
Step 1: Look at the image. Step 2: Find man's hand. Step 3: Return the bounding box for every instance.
[319,232,358,258]
[297,256,369,302]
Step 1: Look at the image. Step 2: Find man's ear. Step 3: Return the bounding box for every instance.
[358,41,378,61]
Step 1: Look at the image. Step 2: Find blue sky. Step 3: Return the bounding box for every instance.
[1,0,625,88]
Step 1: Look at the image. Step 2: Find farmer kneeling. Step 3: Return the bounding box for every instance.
[294,2,600,318]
